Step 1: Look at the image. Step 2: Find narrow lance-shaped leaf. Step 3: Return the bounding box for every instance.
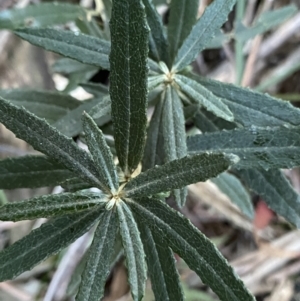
[76,210,118,301]
[0,97,107,191]
[212,172,254,219]
[167,0,199,66]
[15,28,110,70]
[125,153,239,198]
[53,95,110,137]
[138,223,184,301]
[173,0,236,71]
[189,73,300,127]
[175,74,234,122]
[83,113,119,193]
[0,207,103,282]
[162,86,188,206]
[0,191,106,222]
[194,109,236,133]
[129,198,255,301]
[0,3,86,30]
[0,89,80,124]
[110,0,149,176]
[88,95,111,119]
[142,91,164,171]
[0,155,73,189]
[117,202,146,301]
[237,169,300,228]
[52,58,99,76]
[142,0,168,62]
[187,126,300,170]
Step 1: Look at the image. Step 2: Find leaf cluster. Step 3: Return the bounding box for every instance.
[0,0,299,300]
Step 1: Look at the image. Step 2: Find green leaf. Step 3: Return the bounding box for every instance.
[83,113,118,193]
[212,172,254,219]
[53,96,110,137]
[15,28,110,70]
[142,91,164,171]
[52,58,98,75]
[0,207,103,281]
[189,73,300,127]
[175,74,234,122]
[88,95,111,119]
[194,109,236,133]
[61,177,92,192]
[80,82,109,97]
[173,0,236,71]
[167,0,198,66]
[76,210,118,301]
[138,223,184,301]
[0,191,7,206]
[0,155,73,189]
[0,89,80,124]
[117,202,146,301]
[237,169,300,228]
[162,86,187,206]
[235,5,297,42]
[187,126,300,170]
[110,0,149,176]
[0,3,86,30]
[0,191,106,222]
[125,153,238,198]
[142,0,168,62]
[0,97,106,191]
[129,198,255,301]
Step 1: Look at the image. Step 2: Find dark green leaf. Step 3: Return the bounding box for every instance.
[142,91,164,170]
[189,73,300,127]
[142,0,168,62]
[167,0,198,66]
[83,113,118,193]
[76,210,118,301]
[110,0,149,176]
[0,3,86,30]
[0,155,73,189]
[138,223,184,301]
[0,89,80,124]
[129,198,255,301]
[125,153,238,198]
[61,177,92,192]
[0,207,103,281]
[175,74,234,121]
[212,172,254,219]
[173,0,236,71]
[162,86,187,206]
[0,191,106,221]
[237,169,300,228]
[194,109,236,133]
[0,97,106,191]
[53,96,110,137]
[187,126,300,169]
[117,202,146,301]
[88,95,111,119]
[15,28,110,70]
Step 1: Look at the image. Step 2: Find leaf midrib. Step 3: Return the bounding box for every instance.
[0,209,98,271]
[126,159,229,196]
[133,201,241,301]
[174,0,230,69]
